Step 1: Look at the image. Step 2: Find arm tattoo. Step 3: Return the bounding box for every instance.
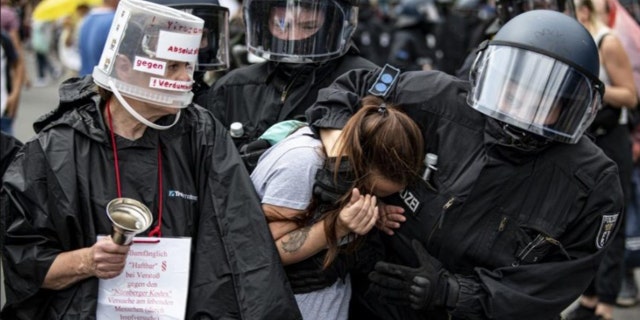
[281,226,311,253]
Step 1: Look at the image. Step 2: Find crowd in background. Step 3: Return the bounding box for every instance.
[3,0,640,95]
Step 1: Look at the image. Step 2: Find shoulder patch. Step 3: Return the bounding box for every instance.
[596,213,619,249]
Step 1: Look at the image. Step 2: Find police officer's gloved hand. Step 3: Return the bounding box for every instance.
[287,268,340,294]
[286,251,351,294]
[368,240,460,311]
[312,157,355,204]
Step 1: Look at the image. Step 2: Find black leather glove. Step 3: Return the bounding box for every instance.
[286,251,351,294]
[368,240,459,311]
[312,157,355,204]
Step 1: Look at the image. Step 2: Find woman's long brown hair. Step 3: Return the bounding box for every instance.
[318,95,425,268]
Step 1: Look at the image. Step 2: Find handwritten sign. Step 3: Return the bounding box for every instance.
[155,30,201,62]
[133,56,167,76]
[97,237,192,320]
[149,78,194,92]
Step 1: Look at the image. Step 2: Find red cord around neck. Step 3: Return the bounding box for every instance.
[106,100,163,237]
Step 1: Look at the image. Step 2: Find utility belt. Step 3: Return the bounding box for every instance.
[588,106,625,137]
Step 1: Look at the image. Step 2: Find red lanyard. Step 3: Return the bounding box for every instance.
[106,100,163,238]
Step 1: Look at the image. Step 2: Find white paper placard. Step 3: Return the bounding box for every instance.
[97,237,192,320]
[155,30,201,62]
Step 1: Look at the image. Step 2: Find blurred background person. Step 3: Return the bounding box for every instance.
[386,0,441,71]
[78,0,119,76]
[1,0,28,88]
[0,30,23,134]
[456,0,576,78]
[352,0,393,67]
[567,0,638,319]
[58,2,90,76]
[29,18,62,87]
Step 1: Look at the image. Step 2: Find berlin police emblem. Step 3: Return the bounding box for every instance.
[595,213,619,249]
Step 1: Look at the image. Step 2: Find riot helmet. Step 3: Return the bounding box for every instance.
[468,10,603,144]
[495,0,576,24]
[244,0,359,63]
[146,0,230,71]
[93,0,204,129]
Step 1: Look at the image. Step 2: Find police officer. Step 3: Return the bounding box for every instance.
[147,0,230,106]
[387,0,441,72]
[306,10,623,320]
[456,0,576,78]
[205,0,377,172]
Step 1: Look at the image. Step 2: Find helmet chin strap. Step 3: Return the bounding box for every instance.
[501,123,550,152]
[108,79,181,131]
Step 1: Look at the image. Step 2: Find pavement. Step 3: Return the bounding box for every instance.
[3,50,640,319]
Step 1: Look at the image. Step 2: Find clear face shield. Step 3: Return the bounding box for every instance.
[168,4,230,71]
[244,0,359,63]
[93,0,204,110]
[468,45,603,144]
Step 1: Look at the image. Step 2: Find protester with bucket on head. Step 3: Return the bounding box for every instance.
[0,0,300,319]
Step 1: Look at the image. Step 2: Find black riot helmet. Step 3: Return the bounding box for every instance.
[495,0,576,24]
[147,0,230,71]
[468,10,604,144]
[244,0,359,63]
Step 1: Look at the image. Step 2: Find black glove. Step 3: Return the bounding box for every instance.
[239,139,271,173]
[286,251,351,294]
[312,157,355,204]
[368,240,459,311]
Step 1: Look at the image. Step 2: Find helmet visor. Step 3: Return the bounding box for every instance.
[468,45,601,144]
[244,0,358,63]
[169,4,230,71]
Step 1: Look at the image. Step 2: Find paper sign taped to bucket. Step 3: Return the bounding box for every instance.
[155,30,201,61]
[97,236,191,320]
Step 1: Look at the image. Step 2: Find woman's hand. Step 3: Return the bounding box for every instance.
[336,188,378,238]
[43,236,131,290]
[87,237,131,279]
[376,202,406,236]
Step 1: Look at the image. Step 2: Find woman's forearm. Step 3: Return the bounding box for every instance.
[42,248,94,290]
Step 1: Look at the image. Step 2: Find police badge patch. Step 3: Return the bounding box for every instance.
[595,213,619,249]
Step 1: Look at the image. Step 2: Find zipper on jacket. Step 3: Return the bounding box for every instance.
[512,233,571,267]
[438,197,455,229]
[498,216,508,232]
[280,73,301,102]
[428,196,456,246]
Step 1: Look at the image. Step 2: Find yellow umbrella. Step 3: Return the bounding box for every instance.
[32,0,103,22]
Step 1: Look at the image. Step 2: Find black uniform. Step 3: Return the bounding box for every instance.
[206,45,377,152]
[306,68,624,320]
[1,76,301,320]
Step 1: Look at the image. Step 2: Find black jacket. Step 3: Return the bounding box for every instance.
[206,45,377,150]
[1,76,301,320]
[306,68,624,320]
